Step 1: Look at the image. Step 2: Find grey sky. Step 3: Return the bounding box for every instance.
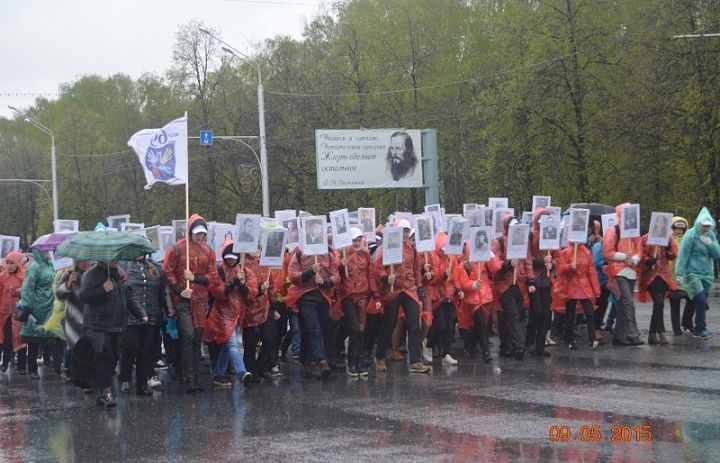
[0,0,324,118]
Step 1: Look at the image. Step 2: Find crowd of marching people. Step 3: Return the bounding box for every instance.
[0,203,717,409]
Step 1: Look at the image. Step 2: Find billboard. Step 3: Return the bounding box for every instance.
[316,129,423,189]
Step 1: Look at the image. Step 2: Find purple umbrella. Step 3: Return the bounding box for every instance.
[31,231,78,251]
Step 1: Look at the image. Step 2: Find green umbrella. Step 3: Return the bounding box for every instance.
[56,230,155,262]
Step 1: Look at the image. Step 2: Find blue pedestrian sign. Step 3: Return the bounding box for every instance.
[200,130,213,146]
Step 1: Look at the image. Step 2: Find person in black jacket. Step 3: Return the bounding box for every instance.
[118,256,172,396]
[76,261,147,409]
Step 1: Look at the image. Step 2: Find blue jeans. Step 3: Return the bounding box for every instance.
[300,302,329,363]
[214,329,247,378]
[693,290,708,334]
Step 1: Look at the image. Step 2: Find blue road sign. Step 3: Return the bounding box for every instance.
[200,130,213,146]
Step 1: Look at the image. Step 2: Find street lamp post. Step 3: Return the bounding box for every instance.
[198,28,270,217]
[8,106,58,223]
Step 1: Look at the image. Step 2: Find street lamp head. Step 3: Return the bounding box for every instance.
[8,105,19,112]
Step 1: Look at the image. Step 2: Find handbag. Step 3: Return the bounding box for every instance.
[12,302,31,323]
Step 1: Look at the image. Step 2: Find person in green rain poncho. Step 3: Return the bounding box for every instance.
[19,249,64,379]
[674,207,720,339]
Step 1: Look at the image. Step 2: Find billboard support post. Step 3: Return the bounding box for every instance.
[421,129,440,206]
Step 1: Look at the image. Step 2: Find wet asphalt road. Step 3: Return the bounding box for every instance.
[1,300,719,463]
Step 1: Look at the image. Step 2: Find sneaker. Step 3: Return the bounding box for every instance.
[270,366,283,378]
[693,331,709,339]
[568,342,578,351]
[358,363,369,377]
[482,351,492,363]
[96,393,117,409]
[390,350,405,362]
[213,376,232,388]
[375,358,387,372]
[137,385,154,396]
[120,382,131,393]
[648,333,658,345]
[148,376,162,389]
[422,345,433,364]
[30,372,40,380]
[442,354,458,366]
[658,333,669,345]
[545,332,557,346]
[589,340,600,350]
[241,372,253,387]
[409,362,431,373]
[629,337,645,346]
[347,363,359,378]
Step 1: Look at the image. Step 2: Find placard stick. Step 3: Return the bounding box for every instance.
[546,251,551,277]
[265,268,272,284]
[314,255,319,265]
[390,264,395,292]
[573,243,578,264]
[240,253,246,272]
[476,262,481,279]
[513,265,517,285]
[654,246,659,258]
[342,248,349,277]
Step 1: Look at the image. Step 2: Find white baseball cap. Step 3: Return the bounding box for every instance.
[397,219,412,230]
[191,224,208,234]
[350,227,363,239]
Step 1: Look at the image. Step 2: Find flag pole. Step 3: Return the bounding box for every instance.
[184,111,190,291]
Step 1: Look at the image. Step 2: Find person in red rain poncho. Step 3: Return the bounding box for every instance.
[203,238,256,388]
[526,207,556,357]
[638,231,678,345]
[336,227,378,377]
[162,213,221,392]
[491,214,535,360]
[372,220,430,373]
[0,251,27,373]
[242,252,278,382]
[455,245,501,363]
[602,203,644,346]
[426,232,461,366]
[552,236,601,350]
[286,240,341,380]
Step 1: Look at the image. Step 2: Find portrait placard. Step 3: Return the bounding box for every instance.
[445,218,468,256]
[620,204,641,238]
[532,195,551,211]
[54,220,79,233]
[463,203,479,216]
[0,236,20,258]
[260,228,288,268]
[274,209,296,224]
[209,222,236,261]
[647,212,673,246]
[539,215,560,251]
[382,226,404,266]
[233,214,262,254]
[468,227,493,262]
[358,207,376,242]
[281,218,300,245]
[488,197,508,209]
[465,208,485,227]
[521,211,534,225]
[507,224,529,260]
[172,220,187,243]
[106,214,130,231]
[414,215,435,253]
[601,213,617,235]
[49,250,74,271]
[443,214,462,234]
[567,208,590,243]
[301,216,328,256]
[329,208,352,249]
[492,208,514,238]
[121,222,144,232]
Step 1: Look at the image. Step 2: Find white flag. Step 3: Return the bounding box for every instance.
[127,116,188,190]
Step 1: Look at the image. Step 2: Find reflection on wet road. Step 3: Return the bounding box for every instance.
[1,301,718,462]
